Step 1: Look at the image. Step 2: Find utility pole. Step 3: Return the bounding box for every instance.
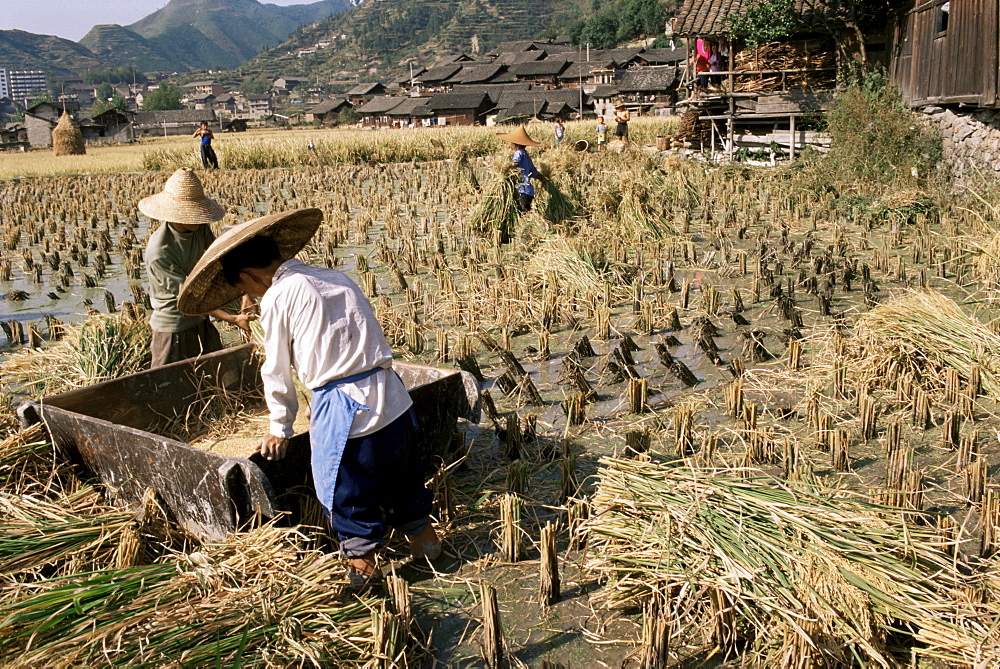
[578,45,583,119]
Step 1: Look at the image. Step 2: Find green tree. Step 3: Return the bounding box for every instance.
[580,12,620,50]
[338,106,360,125]
[724,0,800,47]
[93,94,127,116]
[84,67,146,85]
[27,94,54,108]
[618,0,667,40]
[142,85,182,111]
[95,82,114,101]
[241,74,271,95]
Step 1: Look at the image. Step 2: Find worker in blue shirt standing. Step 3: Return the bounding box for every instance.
[193,121,219,169]
[496,125,542,213]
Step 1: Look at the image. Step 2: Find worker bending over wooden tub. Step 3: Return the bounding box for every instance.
[177,208,440,587]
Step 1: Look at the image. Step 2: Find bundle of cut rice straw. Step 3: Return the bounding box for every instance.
[0,524,379,667]
[846,290,1000,398]
[586,456,1000,666]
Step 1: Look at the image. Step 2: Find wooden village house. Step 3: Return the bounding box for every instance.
[887,0,997,108]
[133,109,217,137]
[884,0,1000,173]
[305,97,353,125]
[23,101,80,149]
[670,0,844,157]
[426,91,493,125]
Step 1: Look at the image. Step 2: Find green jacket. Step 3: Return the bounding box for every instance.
[143,223,215,333]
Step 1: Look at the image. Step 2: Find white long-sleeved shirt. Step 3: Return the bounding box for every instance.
[260,260,412,439]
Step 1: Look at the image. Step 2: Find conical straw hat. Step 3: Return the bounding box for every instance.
[138,167,225,225]
[177,208,323,315]
[495,125,542,147]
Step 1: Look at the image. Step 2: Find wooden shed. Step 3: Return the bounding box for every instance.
[888,0,998,108]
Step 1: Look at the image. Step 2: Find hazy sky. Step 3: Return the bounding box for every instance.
[2,0,316,42]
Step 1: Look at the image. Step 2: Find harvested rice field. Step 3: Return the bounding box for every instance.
[3,106,1000,666]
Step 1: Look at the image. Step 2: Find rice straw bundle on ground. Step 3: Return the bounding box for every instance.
[617,174,676,238]
[585,456,999,666]
[535,163,582,224]
[0,424,67,495]
[524,236,604,296]
[1,313,150,396]
[468,161,519,243]
[52,111,85,156]
[0,486,137,577]
[846,290,1000,398]
[974,232,1000,304]
[0,524,378,667]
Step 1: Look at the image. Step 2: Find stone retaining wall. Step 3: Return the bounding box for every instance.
[918,106,1000,178]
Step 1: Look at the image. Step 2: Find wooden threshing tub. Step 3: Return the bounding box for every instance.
[17,344,481,542]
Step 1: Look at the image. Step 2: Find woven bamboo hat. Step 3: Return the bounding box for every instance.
[495,125,542,147]
[138,167,225,225]
[177,208,323,315]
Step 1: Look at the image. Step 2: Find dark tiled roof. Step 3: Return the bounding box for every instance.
[617,66,678,92]
[672,0,843,35]
[639,47,688,64]
[493,89,581,111]
[434,54,477,66]
[386,97,432,117]
[427,91,491,111]
[393,68,426,85]
[452,83,531,103]
[347,82,385,96]
[496,100,544,122]
[492,40,541,54]
[495,50,545,65]
[558,62,599,81]
[309,98,351,114]
[453,63,508,84]
[586,84,620,98]
[133,109,215,127]
[357,96,404,114]
[575,49,645,68]
[510,59,570,77]
[419,64,463,84]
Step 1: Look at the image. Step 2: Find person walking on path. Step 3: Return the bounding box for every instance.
[140,167,251,368]
[614,105,631,144]
[554,120,565,147]
[177,209,441,587]
[193,121,219,169]
[596,116,608,150]
[496,125,542,213]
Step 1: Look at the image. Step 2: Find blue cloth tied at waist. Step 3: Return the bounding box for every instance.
[309,366,384,515]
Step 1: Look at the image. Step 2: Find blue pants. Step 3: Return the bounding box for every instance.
[330,411,433,557]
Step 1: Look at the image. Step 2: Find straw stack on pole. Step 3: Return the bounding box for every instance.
[52,111,85,156]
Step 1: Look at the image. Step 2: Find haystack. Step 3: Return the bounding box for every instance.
[52,112,85,156]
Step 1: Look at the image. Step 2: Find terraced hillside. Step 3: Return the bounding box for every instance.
[0,30,106,75]
[242,0,567,82]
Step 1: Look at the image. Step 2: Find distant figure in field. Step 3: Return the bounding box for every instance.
[614,105,631,144]
[596,116,608,150]
[193,121,219,169]
[496,125,541,214]
[554,120,565,147]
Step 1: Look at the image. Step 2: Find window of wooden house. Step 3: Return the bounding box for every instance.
[935,1,950,36]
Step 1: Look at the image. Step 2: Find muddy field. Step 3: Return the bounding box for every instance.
[2,112,1000,666]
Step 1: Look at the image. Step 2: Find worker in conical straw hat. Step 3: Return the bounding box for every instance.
[496,125,542,214]
[177,208,441,587]
[140,167,252,369]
